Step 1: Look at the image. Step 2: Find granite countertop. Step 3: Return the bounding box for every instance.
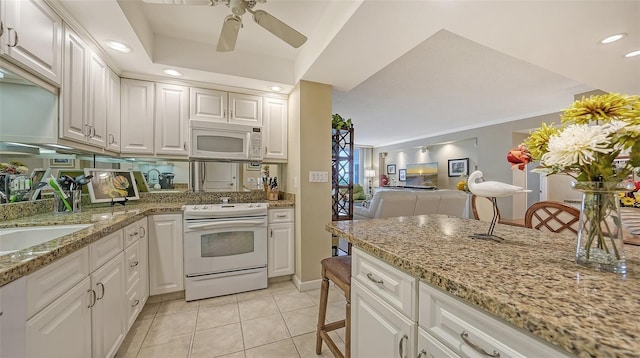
[0,199,294,287]
[326,215,640,358]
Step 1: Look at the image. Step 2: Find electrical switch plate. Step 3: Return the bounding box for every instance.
[309,171,329,183]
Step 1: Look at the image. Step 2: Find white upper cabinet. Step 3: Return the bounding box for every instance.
[120,79,155,154]
[155,83,189,156]
[190,87,262,126]
[0,0,62,85]
[61,27,88,143]
[86,51,108,148]
[263,97,288,161]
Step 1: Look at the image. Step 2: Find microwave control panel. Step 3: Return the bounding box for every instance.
[249,129,263,160]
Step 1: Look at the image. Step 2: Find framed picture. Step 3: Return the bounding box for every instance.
[448,158,469,177]
[387,164,396,174]
[398,169,406,181]
[84,169,140,203]
[30,168,51,201]
[49,158,75,168]
[246,162,261,171]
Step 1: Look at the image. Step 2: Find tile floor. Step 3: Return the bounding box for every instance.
[117,281,347,358]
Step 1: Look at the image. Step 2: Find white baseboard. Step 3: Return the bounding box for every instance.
[292,275,322,292]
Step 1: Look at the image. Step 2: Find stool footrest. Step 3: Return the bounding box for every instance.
[321,319,346,332]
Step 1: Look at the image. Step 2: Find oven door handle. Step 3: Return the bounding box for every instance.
[186,219,266,230]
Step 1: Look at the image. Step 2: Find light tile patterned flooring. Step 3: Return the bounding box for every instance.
[117,281,347,358]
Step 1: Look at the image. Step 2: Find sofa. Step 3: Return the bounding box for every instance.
[353,189,470,220]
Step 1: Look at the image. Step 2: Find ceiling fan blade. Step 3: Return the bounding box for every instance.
[251,9,307,48]
[217,15,242,52]
[141,0,213,5]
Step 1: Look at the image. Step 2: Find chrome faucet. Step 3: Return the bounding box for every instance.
[146,169,162,185]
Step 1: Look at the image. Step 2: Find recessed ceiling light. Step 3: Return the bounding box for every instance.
[269,86,282,92]
[624,50,640,58]
[600,33,626,44]
[104,40,132,53]
[163,69,182,76]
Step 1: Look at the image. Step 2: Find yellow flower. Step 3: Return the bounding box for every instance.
[561,93,636,125]
[523,122,560,160]
[621,196,636,206]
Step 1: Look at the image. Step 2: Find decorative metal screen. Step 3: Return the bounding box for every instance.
[331,125,354,221]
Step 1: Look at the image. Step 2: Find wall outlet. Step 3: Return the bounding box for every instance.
[309,171,329,183]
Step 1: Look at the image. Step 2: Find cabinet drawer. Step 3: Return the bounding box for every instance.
[419,283,569,358]
[27,247,89,318]
[125,280,141,331]
[90,230,124,272]
[352,248,417,319]
[124,218,146,248]
[124,242,141,290]
[268,209,293,223]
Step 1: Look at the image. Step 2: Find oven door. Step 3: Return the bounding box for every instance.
[184,216,267,276]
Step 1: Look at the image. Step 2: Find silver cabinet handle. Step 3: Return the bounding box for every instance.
[130,231,138,237]
[96,282,105,300]
[7,28,18,47]
[416,349,427,358]
[91,126,96,138]
[398,334,408,358]
[183,141,187,150]
[223,109,227,118]
[132,299,140,307]
[139,226,146,238]
[130,261,139,268]
[264,146,268,155]
[367,272,383,284]
[460,331,500,357]
[108,133,115,144]
[84,124,90,137]
[88,289,97,308]
[276,214,287,218]
[0,21,4,37]
[229,109,233,118]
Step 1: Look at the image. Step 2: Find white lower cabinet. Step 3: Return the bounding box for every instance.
[26,277,92,358]
[352,280,416,358]
[267,209,294,277]
[149,214,184,295]
[91,252,126,358]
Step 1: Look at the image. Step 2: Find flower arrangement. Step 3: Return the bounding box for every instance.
[513,93,640,273]
[522,93,640,182]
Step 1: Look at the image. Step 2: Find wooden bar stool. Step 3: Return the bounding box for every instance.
[316,255,351,358]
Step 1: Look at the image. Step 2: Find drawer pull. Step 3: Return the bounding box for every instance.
[96,282,105,300]
[460,331,500,357]
[139,227,146,238]
[130,261,139,268]
[398,334,408,358]
[276,214,287,218]
[132,299,140,307]
[366,272,384,284]
[416,349,427,358]
[131,231,138,237]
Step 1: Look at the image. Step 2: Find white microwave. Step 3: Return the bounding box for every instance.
[190,120,263,161]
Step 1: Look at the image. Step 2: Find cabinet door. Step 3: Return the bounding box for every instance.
[263,97,288,161]
[352,280,416,358]
[229,93,262,126]
[91,252,126,358]
[138,218,149,305]
[106,69,121,152]
[1,0,62,85]
[26,277,92,358]
[120,79,154,154]
[86,51,108,148]
[148,214,184,295]
[267,222,294,277]
[155,83,189,156]
[61,26,88,143]
[189,87,227,122]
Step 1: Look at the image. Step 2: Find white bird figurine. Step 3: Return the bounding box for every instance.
[467,170,531,198]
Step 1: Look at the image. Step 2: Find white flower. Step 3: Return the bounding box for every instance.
[541,124,614,167]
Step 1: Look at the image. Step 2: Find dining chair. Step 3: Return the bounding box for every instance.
[524,201,580,235]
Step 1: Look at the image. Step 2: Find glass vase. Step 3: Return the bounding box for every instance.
[571,181,634,274]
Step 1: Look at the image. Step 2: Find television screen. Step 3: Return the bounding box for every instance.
[405,162,438,189]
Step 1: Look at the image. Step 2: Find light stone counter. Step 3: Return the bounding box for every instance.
[326,214,640,358]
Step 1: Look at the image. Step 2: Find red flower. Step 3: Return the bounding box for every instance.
[507,144,532,171]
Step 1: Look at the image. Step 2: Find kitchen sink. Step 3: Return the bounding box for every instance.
[0,224,92,256]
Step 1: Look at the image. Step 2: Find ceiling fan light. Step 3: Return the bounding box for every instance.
[217,15,242,52]
[229,0,246,15]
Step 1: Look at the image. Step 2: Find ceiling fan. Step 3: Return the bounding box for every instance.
[141,0,308,52]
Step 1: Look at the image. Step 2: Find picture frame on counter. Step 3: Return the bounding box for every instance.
[84,168,140,203]
[448,158,469,177]
[398,169,406,181]
[387,164,396,174]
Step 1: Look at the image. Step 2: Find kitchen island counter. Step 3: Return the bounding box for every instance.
[326,214,640,357]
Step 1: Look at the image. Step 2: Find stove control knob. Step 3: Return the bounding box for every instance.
[191,206,199,210]
[202,205,208,210]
